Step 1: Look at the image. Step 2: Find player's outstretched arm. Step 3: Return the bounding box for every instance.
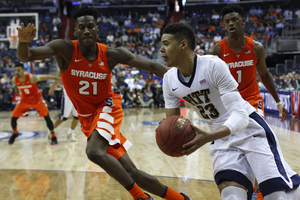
[17,23,69,62]
[107,47,169,78]
[208,43,221,57]
[30,74,61,83]
[255,41,287,122]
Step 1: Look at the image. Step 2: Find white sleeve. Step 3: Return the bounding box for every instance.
[163,73,180,109]
[208,57,238,95]
[221,91,249,134]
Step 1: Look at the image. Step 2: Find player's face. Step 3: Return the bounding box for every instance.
[75,15,99,47]
[223,12,245,37]
[160,34,181,67]
[14,67,24,79]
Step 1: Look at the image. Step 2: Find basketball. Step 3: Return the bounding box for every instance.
[155,115,196,157]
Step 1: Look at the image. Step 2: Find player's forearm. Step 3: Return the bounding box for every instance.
[209,126,231,141]
[49,80,61,91]
[38,75,61,82]
[260,72,281,102]
[17,42,31,62]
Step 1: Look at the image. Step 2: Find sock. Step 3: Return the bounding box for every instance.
[161,186,184,200]
[126,182,148,200]
[51,131,56,137]
[68,128,74,134]
[13,130,18,134]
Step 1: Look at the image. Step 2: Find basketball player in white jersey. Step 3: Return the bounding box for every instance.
[160,22,300,200]
[48,69,79,142]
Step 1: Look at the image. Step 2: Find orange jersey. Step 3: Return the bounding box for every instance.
[61,41,114,116]
[219,37,264,116]
[15,73,42,104]
[219,37,260,101]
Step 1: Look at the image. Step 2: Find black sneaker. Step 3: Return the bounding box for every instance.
[137,193,154,200]
[180,192,192,200]
[50,136,58,145]
[8,133,19,145]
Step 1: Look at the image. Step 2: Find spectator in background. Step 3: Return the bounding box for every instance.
[249,6,258,16]
[257,6,264,16]
[137,74,146,86]
[283,8,293,20]
[275,5,282,14]
[213,33,222,42]
[146,73,154,84]
[139,85,154,108]
[106,31,114,43]
[295,8,300,18]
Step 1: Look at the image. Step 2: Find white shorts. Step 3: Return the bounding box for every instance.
[59,89,78,121]
[211,112,300,197]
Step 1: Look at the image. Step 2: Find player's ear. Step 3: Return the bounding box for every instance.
[242,18,246,26]
[181,39,188,49]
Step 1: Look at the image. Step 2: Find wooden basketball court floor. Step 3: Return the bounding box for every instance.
[0,107,299,200]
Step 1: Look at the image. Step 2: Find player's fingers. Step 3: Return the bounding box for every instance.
[280,110,287,122]
[183,145,197,155]
[182,140,194,149]
[25,23,32,29]
[190,124,201,133]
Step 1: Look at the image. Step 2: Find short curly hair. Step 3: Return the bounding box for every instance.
[221,5,244,18]
[162,23,196,51]
[72,5,99,23]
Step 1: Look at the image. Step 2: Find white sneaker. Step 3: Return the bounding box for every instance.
[66,133,77,142]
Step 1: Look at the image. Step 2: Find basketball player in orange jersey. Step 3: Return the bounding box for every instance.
[9,63,61,145]
[208,4,287,122]
[16,6,190,200]
[208,5,287,200]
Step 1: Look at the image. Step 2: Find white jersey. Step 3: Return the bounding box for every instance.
[163,54,300,197]
[163,54,255,132]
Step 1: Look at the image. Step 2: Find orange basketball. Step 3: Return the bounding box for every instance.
[155,115,196,157]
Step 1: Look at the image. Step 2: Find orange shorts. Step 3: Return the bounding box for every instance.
[244,93,264,118]
[78,94,132,160]
[12,98,49,118]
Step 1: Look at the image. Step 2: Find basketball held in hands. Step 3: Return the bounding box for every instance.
[155,115,196,157]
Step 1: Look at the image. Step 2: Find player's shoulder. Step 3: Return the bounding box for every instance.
[198,54,223,64]
[164,67,177,76]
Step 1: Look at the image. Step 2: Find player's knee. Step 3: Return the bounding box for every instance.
[221,186,247,200]
[85,145,107,165]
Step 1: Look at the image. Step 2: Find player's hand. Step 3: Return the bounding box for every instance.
[182,124,209,156]
[277,102,287,122]
[16,23,37,43]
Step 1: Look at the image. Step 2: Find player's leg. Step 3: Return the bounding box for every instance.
[85,130,150,200]
[246,112,300,198]
[33,99,57,145]
[66,107,79,142]
[218,182,247,200]
[9,102,29,144]
[9,117,19,144]
[44,114,57,145]
[118,152,191,200]
[264,186,300,200]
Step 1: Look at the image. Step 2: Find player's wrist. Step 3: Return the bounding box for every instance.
[276,101,283,106]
